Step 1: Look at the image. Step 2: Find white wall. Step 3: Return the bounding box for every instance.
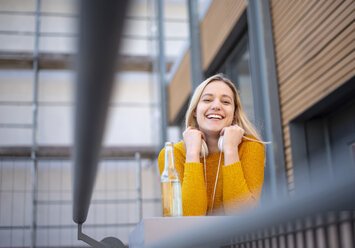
[0,70,163,146]
[0,0,188,57]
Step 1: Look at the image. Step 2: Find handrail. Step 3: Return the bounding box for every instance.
[149,176,355,248]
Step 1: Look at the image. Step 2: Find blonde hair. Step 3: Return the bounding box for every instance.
[185,73,262,142]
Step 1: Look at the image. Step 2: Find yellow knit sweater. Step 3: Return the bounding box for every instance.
[158,138,265,216]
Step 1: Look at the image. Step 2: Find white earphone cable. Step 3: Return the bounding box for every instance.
[242,135,271,144]
[210,151,222,214]
[203,152,207,190]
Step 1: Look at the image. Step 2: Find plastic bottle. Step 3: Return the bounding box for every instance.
[160,142,182,217]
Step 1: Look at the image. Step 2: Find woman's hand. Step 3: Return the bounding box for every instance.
[220,125,244,164]
[183,127,205,163]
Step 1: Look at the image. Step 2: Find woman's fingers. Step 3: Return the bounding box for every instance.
[183,127,204,160]
[220,125,244,137]
[222,125,245,151]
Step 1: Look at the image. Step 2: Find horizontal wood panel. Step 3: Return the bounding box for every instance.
[273,1,314,45]
[271,0,294,27]
[200,0,246,70]
[286,169,293,178]
[283,125,290,147]
[271,0,355,190]
[168,51,191,123]
[274,1,341,64]
[285,147,292,167]
[278,2,354,82]
[274,1,335,49]
[282,54,354,124]
[286,168,294,188]
[279,22,355,105]
[287,175,294,189]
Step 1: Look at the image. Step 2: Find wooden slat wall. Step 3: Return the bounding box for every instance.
[168,0,247,123]
[168,50,192,123]
[270,0,355,191]
[200,0,247,70]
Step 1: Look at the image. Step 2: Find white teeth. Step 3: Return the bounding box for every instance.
[207,114,222,119]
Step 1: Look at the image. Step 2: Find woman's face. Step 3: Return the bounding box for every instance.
[195,80,235,136]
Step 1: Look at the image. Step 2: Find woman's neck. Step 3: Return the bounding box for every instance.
[206,134,219,154]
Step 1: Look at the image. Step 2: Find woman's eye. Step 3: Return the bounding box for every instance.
[202,99,211,102]
[222,100,231,104]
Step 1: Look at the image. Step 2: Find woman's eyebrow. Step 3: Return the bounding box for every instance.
[201,93,233,100]
[222,94,233,100]
[201,93,213,98]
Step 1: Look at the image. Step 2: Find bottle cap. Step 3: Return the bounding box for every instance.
[165,141,174,146]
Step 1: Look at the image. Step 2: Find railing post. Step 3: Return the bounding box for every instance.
[135,152,143,221]
[31,0,41,247]
[156,0,168,148]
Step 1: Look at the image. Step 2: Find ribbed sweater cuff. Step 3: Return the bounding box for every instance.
[184,162,203,172]
[222,161,243,178]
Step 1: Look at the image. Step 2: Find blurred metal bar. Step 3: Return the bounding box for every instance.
[0,30,187,41]
[187,0,203,89]
[30,0,40,247]
[156,0,168,148]
[0,123,33,128]
[72,0,129,224]
[149,176,355,247]
[136,152,143,221]
[0,222,138,230]
[36,197,161,205]
[0,10,187,23]
[78,224,105,248]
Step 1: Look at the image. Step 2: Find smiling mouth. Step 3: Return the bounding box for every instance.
[206,114,223,120]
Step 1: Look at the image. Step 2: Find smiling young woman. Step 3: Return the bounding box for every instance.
[158,73,265,216]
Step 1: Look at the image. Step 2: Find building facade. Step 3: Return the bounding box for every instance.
[168,0,355,197]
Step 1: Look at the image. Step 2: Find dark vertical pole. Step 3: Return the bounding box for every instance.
[72,0,129,224]
[188,0,204,90]
[247,0,288,201]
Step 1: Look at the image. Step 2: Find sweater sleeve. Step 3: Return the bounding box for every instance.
[158,143,207,216]
[222,141,265,215]
[181,162,207,216]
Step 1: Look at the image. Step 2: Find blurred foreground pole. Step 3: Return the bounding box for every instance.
[73,0,129,224]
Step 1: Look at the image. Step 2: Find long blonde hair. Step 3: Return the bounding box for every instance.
[185,73,262,142]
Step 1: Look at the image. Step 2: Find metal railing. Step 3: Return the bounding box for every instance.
[0,155,148,247]
[149,175,355,248]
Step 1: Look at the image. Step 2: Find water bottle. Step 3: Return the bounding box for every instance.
[161,142,182,217]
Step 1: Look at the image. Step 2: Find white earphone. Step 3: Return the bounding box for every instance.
[200,135,270,157]
[217,135,224,152]
[200,136,224,157]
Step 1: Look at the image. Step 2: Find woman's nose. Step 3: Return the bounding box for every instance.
[211,100,221,110]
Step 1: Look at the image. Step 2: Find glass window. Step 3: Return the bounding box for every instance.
[225,37,255,124]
